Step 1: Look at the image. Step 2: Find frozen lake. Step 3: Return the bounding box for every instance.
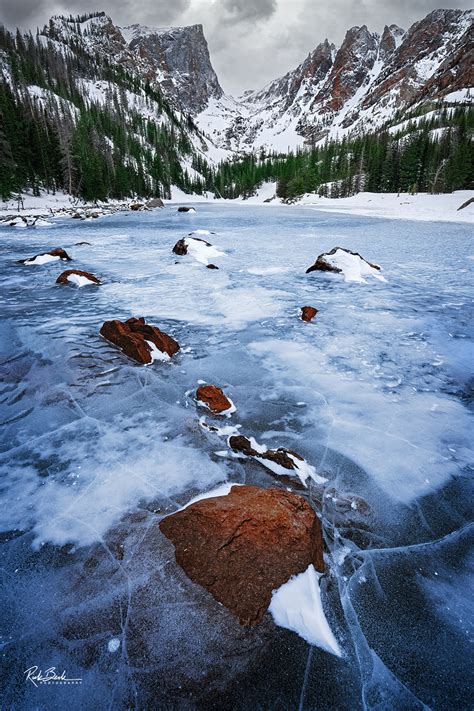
[1,203,473,709]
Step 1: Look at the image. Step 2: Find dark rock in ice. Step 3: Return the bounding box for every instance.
[301,305,318,321]
[196,384,234,414]
[159,484,324,625]
[74,241,91,246]
[100,316,179,364]
[56,269,101,285]
[457,196,474,211]
[206,263,219,269]
[177,206,196,212]
[172,238,188,255]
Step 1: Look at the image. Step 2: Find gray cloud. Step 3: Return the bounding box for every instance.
[2,0,472,94]
[220,0,277,22]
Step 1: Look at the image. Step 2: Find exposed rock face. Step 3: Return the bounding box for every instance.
[56,269,101,285]
[196,384,233,414]
[124,23,223,113]
[18,247,72,264]
[159,485,324,625]
[306,247,381,274]
[100,316,179,364]
[301,306,318,322]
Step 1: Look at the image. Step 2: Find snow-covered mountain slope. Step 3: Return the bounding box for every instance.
[196,8,473,151]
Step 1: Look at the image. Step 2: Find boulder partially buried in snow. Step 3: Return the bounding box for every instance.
[306,247,384,283]
[301,306,318,322]
[146,197,164,209]
[100,316,179,365]
[196,384,235,415]
[172,236,224,266]
[159,484,324,626]
[19,247,72,265]
[56,269,100,287]
[228,435,327,487]
[177,206,196,213]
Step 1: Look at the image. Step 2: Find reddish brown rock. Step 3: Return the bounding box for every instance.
[18,247,72,264]
[100,316,179,364]
[172,236,212,256]
[196,384,233,414]
[159,485,324,625]
[301,306,318,322]
[56,269,101,285]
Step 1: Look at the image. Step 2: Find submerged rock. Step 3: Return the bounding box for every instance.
[228,435,326,487]
[56,269,101,286]
[306,247,383,283]
[100,316,179,364]
[18,247,72,265]
[301,306,318,321]
[159,484,324,625]
[196,384,234,414]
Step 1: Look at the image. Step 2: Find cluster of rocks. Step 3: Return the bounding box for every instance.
[100,317,179,364]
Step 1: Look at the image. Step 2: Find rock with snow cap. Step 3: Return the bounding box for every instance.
[306,247,383,283]
[301,306,318,321]
[228,435,327,487]
[177,206,196,213]
[159,484,324,625]
[18,247,72,265]
[56,269,101,286]
[100,316,179,364]
[146,197,164,209]
[172,236,224,266]
[196,384,235,415]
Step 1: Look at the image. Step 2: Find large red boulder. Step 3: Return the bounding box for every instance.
[159,484,324,626]
[100,317,179,364]
[196,384,234,414]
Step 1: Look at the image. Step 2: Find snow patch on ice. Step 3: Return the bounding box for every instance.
[270,564,342,656]
[66,273,98,287]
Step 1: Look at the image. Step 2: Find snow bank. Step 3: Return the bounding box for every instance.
[269,564,342,656]
[299,190,474,224]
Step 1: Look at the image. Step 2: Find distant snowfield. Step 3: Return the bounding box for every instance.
[1,186,472,224]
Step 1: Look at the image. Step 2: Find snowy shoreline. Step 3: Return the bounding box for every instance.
[1,186,472,224]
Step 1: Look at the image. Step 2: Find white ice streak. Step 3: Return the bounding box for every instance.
[322,249,386,284]
[269,564,342,656]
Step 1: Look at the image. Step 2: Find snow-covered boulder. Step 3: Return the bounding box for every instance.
[306,247,385,283]
[56,269,101,287]
[19,247,72,265]
[196,384,235,415]
[100,316,179,365]
[172,236,224,266]
[228,435,327,487]
[146,197,164,209]
[159,484,324,625]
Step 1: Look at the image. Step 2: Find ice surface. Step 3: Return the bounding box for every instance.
[269,564,342,656]
[0,203,472,709]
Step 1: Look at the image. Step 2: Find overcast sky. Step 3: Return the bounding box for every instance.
[2,1,472,94]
